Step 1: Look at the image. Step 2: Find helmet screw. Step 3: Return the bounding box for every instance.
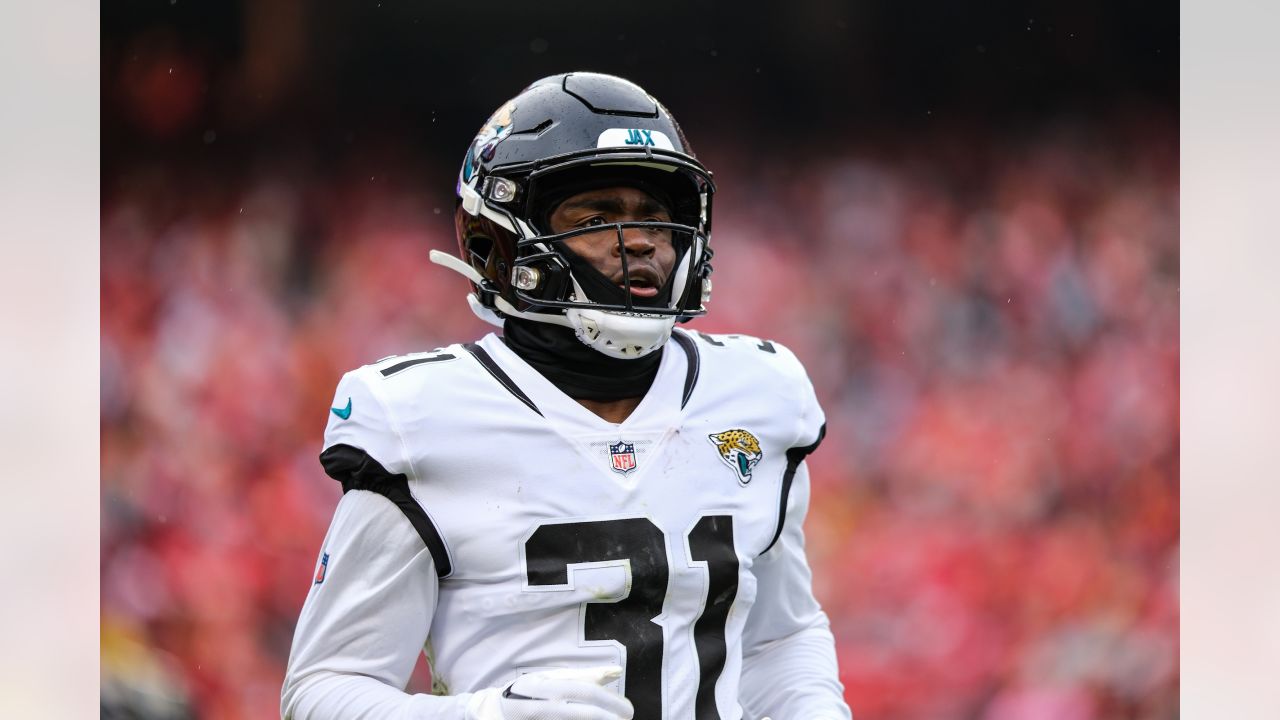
[512,266,542,290]
[700,277,713,304]
[488,177,518,202]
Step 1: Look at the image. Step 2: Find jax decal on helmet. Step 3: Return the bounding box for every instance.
[430,72,717,359]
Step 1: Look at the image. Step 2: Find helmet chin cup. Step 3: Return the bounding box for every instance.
[490,285,672,359]
[466,292,506,328]
[566,307,675,359]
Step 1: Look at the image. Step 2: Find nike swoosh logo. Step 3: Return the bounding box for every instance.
[331,398,352,420]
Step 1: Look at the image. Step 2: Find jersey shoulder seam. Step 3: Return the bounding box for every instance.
[345,365,456,575]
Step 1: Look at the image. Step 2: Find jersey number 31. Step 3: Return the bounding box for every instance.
[524,516,737,720]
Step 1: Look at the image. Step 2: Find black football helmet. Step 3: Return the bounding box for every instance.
[430,72,715,359]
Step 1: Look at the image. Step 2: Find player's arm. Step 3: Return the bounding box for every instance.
[283,490,634,720]
[282,488,632,720]
[281,487,443,719]
[740,349,852,720]
[739,456,851,720]
[281,368,633,720]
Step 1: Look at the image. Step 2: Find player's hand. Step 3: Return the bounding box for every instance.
[465,664,634,720]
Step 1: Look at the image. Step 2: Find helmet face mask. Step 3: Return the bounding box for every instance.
[516,220,698,313]
[435,72,716,359]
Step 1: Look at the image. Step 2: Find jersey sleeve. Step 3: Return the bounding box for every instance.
[740,345,849,719]
[772,341,826,450]
[319,367,454,578]
[322,368,412,475]
[281,490,473,720]
[740,460,851,720]
[282,371,472,719]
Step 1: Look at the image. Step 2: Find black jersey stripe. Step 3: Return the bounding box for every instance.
[462,343,543,416]
[671,329,700,409]
[759,423,827,557]
[380,354,457,377]
[319,443,453,578]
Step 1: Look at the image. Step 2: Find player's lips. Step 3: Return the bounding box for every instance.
[614,267,664,297]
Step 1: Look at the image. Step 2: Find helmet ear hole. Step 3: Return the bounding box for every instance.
[465,235,493,268]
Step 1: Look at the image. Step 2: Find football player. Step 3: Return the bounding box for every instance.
[282,72,852,720]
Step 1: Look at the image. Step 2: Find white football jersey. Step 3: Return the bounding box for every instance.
[283,329,850,720]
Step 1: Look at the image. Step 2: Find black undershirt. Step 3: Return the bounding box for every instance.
[502,318,661,402]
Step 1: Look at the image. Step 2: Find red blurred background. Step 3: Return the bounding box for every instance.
[101,3,1178,718]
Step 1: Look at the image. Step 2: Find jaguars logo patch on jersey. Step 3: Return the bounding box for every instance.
[708,429,763,484]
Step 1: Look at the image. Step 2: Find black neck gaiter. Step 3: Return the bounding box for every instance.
[502,318,662,401]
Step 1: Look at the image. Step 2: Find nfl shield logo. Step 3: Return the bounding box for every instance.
[609,441,637,475]
[314,552,330,585]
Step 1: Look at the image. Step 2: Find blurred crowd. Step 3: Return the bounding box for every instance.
[101,119,1178,719]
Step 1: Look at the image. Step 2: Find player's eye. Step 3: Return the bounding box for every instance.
[582,216,607,227]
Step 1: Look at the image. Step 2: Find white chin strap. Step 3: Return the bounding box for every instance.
[429,249,675,359]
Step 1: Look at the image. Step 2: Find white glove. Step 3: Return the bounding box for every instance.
[465,665,634,720]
